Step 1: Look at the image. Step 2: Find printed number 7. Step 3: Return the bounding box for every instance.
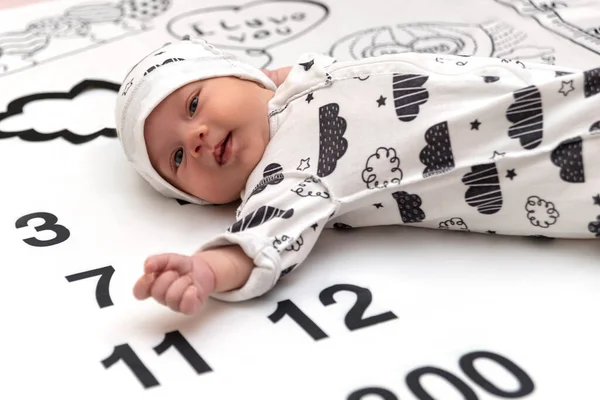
[65,266,115,308]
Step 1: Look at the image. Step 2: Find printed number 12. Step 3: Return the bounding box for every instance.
[268,284,397,340]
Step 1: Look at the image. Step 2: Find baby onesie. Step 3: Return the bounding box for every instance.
[198,51,600,302]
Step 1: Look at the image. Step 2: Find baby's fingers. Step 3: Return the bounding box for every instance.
[179,286,199,315]
[165,275,193,312]
[144,253,192,275]
[133,274,155,300]
[150,270,180,305]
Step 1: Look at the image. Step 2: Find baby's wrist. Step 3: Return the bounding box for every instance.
[191,251,217,294]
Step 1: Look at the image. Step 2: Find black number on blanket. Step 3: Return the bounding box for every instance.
[268,284,396,340]
[102,344,159,389]
[153,330,212,374]
[347,387,398,400]
[319,283,398,330]
[65,265,115,308]
[349,350,535,400]
[15,211,70,247]
[268,299,329,340]
[102,330,211,389]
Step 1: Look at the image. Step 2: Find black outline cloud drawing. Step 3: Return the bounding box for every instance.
[166,0,329,68]
[273,234,304,252]
[0,79,119,144]
[329,20,556,63]
[438,217,469,231]
[0,1,171,78]
[290,176,330,199]
[362,147,403,189]
[525,195,560,228]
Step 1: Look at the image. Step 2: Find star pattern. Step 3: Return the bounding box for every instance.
[470,119,481,130]
[306,93,314,103]
[373,203,383,209]
[487,230,497,234]
[558,80,574,96]
[376,95,386,107]
[506,169,517,180]
[490,150,506,160]
[311,223,318,231]
[297,158,310,171]
[594,194,600,206]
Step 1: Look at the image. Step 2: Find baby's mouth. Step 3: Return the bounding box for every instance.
[216,132,232,165]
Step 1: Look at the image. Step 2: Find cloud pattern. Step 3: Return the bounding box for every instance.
[0,79,119,144]
[317,103,348,177]
[362,147,403,189]
[525,195,560,228]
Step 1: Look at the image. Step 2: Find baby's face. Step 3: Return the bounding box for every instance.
[144,76,275,204]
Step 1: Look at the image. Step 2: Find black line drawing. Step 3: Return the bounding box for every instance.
[0,0,171,78]
[0,79,119,144]
[525,195,560,228]
[166,0,329,68]
[329,20,556,64]
[493,0,600,55]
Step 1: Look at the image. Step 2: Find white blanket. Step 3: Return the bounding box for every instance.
[1,0,599,398]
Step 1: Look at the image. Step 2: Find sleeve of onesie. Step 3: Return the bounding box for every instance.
[197,171,338,302]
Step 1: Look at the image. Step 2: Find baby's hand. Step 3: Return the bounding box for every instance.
[133,252,216,315]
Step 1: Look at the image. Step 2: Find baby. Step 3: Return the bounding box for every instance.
[115,37,600,315]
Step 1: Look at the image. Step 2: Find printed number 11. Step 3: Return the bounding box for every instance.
[101,330,211,388]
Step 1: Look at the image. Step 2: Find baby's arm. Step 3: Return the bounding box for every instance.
[134,172,337,314]
[133,245,253,315]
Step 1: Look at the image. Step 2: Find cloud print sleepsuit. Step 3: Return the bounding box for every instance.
[198,51,600,302]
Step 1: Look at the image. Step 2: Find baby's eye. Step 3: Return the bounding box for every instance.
[189,97,198,116]
[173,148,183,168]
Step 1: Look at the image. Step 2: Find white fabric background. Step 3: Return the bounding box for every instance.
[0,0,599,399]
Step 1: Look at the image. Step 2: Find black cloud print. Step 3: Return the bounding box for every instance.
[420,121,455,177]
[247,162,284,200]
[525,195,560,228]
[392,191,426,223]
[462,163,503,215]
[317,103,348,177]
[550,136,585,183]
[588,216,600,238]
[362,147,403,189]
[290,176,330,199]
[0,79,119,144]
[228,205,293,233]
[438,217,469,231]
[505,85,543,150]
[392,73,429,122]
[584,67,600,98]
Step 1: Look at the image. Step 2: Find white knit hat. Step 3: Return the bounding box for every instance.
[114,37,277,205]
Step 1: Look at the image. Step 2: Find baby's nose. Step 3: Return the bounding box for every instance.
[186,131,206,158]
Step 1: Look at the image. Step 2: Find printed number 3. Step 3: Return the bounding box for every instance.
[15,212,70,247]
